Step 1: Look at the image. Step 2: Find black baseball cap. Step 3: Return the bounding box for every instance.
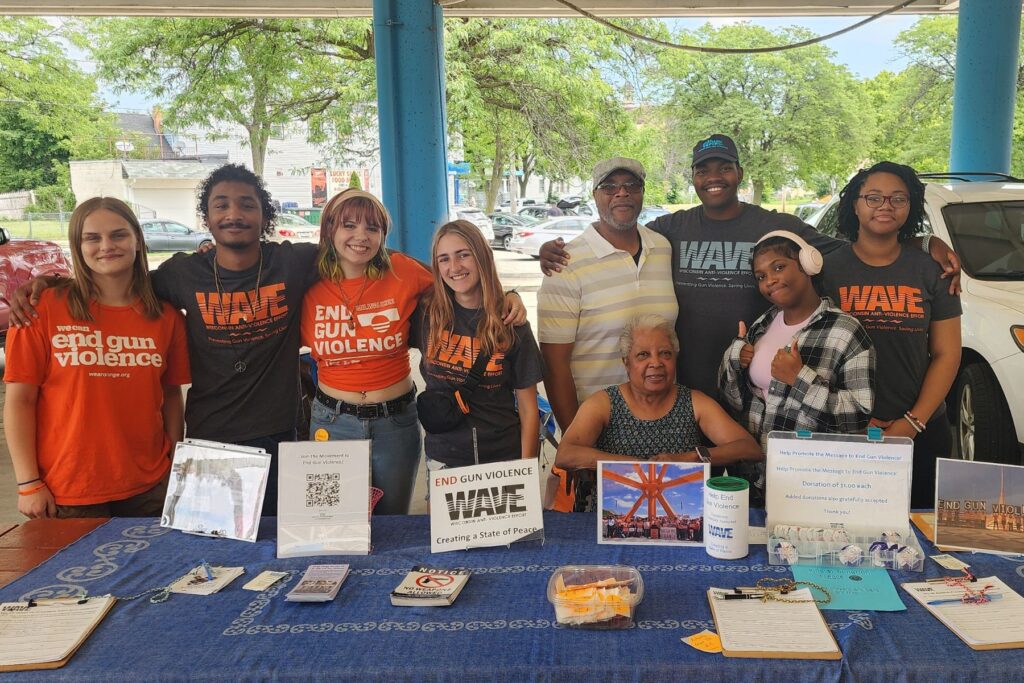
[692,134,740,167]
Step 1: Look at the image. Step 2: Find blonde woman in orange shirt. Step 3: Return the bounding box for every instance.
[4,197,190,518]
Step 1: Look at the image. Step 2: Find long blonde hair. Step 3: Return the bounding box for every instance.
[316,188,393,281]
[59,197,161,321]
[426,220,511,357]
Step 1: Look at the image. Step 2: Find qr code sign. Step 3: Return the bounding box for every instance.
[305,472,341,507]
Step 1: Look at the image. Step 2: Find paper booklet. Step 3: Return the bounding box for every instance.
[278,440,372,558]
[706,588,841,659]
[168,565,245,596]
[390,566,471,607]
[161,439,271,543]
[902,576,1024,650]
[0,596,116,671]
[285,564,351,603]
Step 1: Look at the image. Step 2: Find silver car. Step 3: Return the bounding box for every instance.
[451,206,495,243]
[508,216,592,258]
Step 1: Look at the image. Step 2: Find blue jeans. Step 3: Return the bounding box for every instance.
[233,429,296,517]
[310,397,422,515]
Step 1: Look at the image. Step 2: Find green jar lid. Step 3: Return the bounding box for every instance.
[706,476,749,492]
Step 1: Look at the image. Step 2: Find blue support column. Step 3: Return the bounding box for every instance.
[373,0,449,260]
[949,0,1022,175]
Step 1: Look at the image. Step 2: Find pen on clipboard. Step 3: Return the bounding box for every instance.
[926,593,1002,607]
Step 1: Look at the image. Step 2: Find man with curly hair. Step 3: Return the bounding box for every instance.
[152,164,319,510]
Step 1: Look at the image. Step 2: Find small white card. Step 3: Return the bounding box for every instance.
[169,566,245,595]
[242,570,290,592]
[931,554,971,571]
[428,459,544,553]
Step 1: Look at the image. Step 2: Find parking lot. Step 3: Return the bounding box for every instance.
[0,248,545,524]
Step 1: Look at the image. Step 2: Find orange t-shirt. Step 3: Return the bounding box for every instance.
[3,289,191,505]
[301,252,432,392]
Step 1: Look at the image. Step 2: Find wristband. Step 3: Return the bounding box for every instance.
[904,410,926,431]
[902,414,924,434]
[17,477,41,487]
[17,482,47,496]
[696,445,713,463]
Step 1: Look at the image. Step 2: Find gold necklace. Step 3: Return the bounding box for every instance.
[336,275,369,329]
[212,249,264,373]
[754,578,832,605]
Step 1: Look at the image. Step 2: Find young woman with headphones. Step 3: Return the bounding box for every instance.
[718,230,876,504]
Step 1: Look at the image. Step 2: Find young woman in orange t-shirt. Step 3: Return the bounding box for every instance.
[4,197,190,518]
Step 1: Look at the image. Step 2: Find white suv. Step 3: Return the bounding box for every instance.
[808,175,1024,465]
[450,206,495,244]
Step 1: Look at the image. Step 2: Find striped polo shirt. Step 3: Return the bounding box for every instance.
[538,223,678,404]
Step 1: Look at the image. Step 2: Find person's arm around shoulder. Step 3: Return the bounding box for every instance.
[7,274,68,328]
[555,391,635,469]
[690,390,763,465]
[5,383,56,518]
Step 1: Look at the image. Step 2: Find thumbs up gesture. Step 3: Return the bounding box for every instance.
[737,321,755,368]
[771,337,803,386]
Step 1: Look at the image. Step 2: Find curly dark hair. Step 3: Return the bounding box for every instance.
[196,163,277,238]
[836,161,924,243]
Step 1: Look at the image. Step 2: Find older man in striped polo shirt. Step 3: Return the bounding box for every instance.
[538,157,679,432]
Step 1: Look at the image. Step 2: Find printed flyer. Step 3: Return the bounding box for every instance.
[428,459,544,553]
[277,440,371,558]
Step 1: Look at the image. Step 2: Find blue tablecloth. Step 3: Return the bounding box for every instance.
[4,512,1024,682]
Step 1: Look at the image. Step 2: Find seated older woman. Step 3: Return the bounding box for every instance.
[555,314,763,512]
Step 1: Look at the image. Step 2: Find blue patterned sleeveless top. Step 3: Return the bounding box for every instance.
[595,384,701,458]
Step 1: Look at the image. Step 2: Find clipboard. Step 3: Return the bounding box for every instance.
[706,588,841,659]
[902,577,1024,651]
[0,595,115,671]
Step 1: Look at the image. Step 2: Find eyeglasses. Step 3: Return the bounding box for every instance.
[596,181,644,195]
[858,194,910,209]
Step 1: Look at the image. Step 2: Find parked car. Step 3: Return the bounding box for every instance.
[638,206,671,225]
[488,212,538,251]
[508,216,592,258]
[495,198,540,213]
[450,206,495,243]
[806,174,1024,464]
[271,213,320,243]
[0,226,72,344]
[140,219,213,253]
[793,202,824,221]
[518,205,556,221]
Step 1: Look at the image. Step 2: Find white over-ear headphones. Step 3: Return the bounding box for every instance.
[756,230,823,276]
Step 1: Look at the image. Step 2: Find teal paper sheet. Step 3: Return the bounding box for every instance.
[792,565,907,612]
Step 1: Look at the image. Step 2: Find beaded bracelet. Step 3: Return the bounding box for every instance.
[17,482,47,496]
[16,477,41,487]
[903,411,925,433]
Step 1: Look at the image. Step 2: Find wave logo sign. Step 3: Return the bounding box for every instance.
[700,139,727,151]
[357,307,400,334]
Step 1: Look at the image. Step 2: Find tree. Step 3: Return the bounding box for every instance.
[348,171,361,189]
[871,17,1024,176]
[89,18,378,176]
[0,18,118,193]
[444,19,635,211]
[658,23,872,204]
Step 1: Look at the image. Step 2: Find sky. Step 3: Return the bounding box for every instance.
[102,14,922,112]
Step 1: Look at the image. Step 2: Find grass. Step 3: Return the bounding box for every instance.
[1,219,69,241]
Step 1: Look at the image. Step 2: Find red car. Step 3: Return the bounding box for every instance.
[0,226,72,344]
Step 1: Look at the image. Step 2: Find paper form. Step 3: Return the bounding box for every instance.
[902,576,1024,647]
[707,588,839,655]
[0,596,115,667]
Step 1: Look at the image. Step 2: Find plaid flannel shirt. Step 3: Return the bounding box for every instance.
[718,297,875,453]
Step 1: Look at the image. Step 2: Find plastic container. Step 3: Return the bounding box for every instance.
[767,524,926,571]
[547,565,643,629]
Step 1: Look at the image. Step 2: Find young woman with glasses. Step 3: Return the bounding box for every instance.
[819,161,962,508]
